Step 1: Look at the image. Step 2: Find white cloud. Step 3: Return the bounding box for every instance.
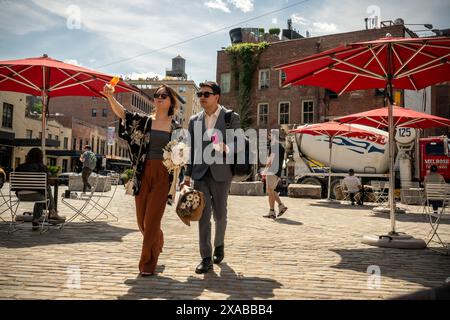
[205,0,230,13]
[228,0,254,13]
[312,22,338,33]
[124,71,163,80]
[204,0,254,13]
[291,14,309,25]
[272,18,278,25]
[0,1,58,35]
[64,59,82,66]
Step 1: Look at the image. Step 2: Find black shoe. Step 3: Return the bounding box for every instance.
[213,245,224,264]
[32,220,39,231]
[195,258,213,274]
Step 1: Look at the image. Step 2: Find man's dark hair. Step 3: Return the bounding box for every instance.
[199,81,221,95]
[25,148,43,165]
[348,169,355,175]
[84,145,92,150]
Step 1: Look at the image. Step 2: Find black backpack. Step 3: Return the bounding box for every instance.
[224,110,253,182]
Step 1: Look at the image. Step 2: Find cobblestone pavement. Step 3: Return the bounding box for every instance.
[1,185,449,300]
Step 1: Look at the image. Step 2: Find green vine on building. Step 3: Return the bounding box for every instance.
[225,42,269,128]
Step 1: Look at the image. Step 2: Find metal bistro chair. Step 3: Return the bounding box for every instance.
[9,172,51,234]
[0,183,16,228]
[371,180,389,207]
[60,175,99,228]
[339,179,351,204]
[424,183,449,255]
[83,174,120,222]
[400,181,425,213]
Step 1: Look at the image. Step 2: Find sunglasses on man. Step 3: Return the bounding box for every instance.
[196,92,216,98]
[154,93,170,99]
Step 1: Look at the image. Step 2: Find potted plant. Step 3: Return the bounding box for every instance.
[121,168,134,185]
[269,28,281,36]
[47,165,61,177]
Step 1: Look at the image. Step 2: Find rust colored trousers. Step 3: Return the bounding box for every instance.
[134,160,169,274]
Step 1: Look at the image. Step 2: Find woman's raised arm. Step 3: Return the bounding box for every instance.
[102,84,126,120]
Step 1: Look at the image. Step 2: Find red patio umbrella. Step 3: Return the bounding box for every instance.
[276,35,450,248]
[336,105,450,129]
[289,121,386,202]
[0,54,138,156]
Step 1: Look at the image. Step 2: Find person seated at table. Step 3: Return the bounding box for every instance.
[342,169,364,206]
[424,165,446,214]
[15,148,65,230]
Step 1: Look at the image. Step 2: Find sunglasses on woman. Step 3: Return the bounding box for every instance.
[196,92,216,98]
[154,93,169,99]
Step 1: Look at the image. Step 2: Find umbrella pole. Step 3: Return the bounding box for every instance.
[327,138,333,200]
[387,83,397,235]
[41,92,47,161]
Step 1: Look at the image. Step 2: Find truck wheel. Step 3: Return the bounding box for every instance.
[298,177,326,198]
[330,179,343,200]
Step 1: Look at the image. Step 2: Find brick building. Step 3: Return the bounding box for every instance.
[216,24,415,130]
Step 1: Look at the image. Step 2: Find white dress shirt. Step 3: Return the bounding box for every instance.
[204,105,222,130]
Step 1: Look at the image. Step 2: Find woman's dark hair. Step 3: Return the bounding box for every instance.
[25,148,43,165]
[430,165,438,173]
[155,84,180,116]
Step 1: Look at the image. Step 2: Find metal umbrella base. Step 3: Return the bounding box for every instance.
[362,233,426,249]
[372,206,407,214]
[318,198,340,204]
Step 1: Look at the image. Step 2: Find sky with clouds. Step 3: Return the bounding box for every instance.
[0,0,449,85]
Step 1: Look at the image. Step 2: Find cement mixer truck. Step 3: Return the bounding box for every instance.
[284,125,450,199]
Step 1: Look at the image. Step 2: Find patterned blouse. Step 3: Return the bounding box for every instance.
[119,110,182,200]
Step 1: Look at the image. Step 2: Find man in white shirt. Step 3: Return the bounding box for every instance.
[342,169,363,205]
[181,81,241,274]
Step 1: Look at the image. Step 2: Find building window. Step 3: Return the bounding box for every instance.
[62,159,68,172]
[257,103,269,127]
[102,109,108,117]
[79,139,83,151]
[302,100,314,124]
[97,137,100,154]
[92,108,97,117]
[278,102,290,125]
[64,137,68,149]
[48,133,52,140]
[178,86,187,93]
[279,71,286,87]
[26,130,33,139]
[259,69,270,89]
[220,73,231,94]
[15,157,21,168]
[73,138,76,150]
[55,135,59,141]
[2,103,13,128]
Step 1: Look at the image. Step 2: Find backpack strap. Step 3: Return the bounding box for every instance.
[224,109,234,129]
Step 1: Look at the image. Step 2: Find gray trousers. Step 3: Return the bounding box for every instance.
[82,167,93,192]
[194,170,231,259]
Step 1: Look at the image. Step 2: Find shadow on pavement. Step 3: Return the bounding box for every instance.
[309,202,377,211]
[274,218,303,226]
[330,247,450,289]
[0,221,136,248]
[370,211,450,225]
[119,263,282,300]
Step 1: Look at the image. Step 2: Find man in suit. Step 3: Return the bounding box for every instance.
[181,81,241,274]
